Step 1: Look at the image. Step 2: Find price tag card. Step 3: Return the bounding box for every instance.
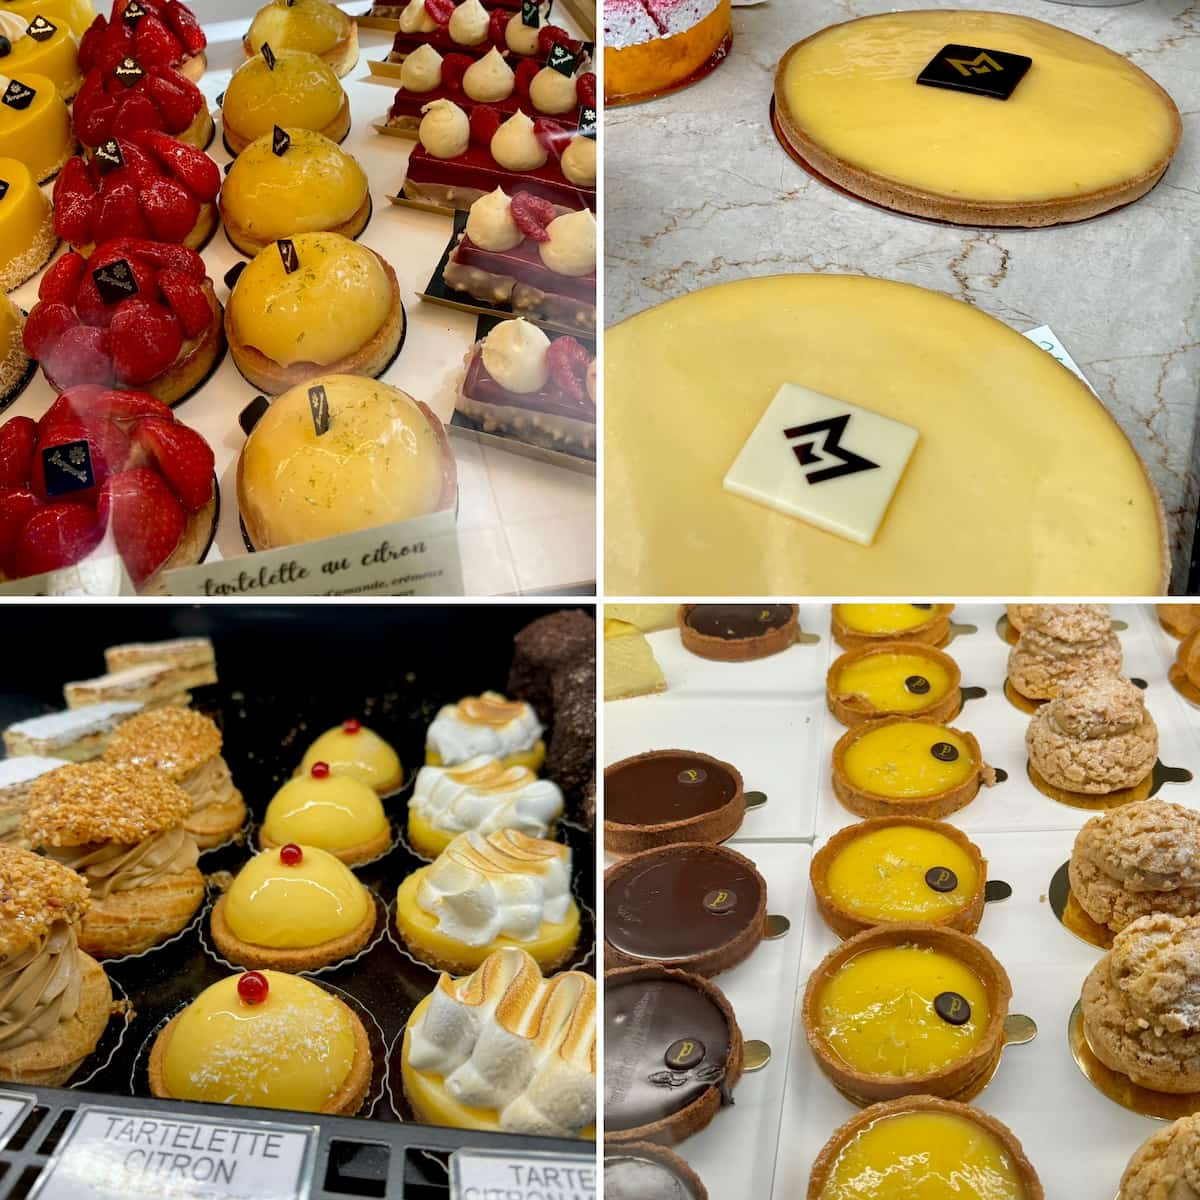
[31,1106,317,1200]
[1023,324,1097,396]
[450,1149,596,1200]
[0,553,136,596]
[0,1090,33,1150]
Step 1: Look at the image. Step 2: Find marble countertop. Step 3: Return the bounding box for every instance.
[604,0,1200,590]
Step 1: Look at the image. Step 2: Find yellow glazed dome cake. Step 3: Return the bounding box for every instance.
[237,374,457,551]
[219,127,370,257]
[0,11,80,98]
[4,0,95,38]
[0,156,54,291]
[0,293,29,404]
[149,969,371,1113]
[298,718,403,795]
[222,47,348,156]
[0,70,74,182]
[774,11,1181,227]
[225,232,403,392]
[245,0,357,77]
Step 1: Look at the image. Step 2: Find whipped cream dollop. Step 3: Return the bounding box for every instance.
[466,187,522,251]
[448,0,488,45]
[482,319,550,393]
[406,946,595,1136]
[399,0,438,33]
[538,209,594,276]
[410,757,563,840]
[420,99,470,159]
[529,66,576,114]
[417,830,572,946]
[47,827,199,897]
[0,920,84,1050]
[505,12,540,55]
[462,47,514,103]
[560,135,595,186]
[491,110,547,171]
[0,13,30,43]
[426,691,543,764]
[401,43,443,92]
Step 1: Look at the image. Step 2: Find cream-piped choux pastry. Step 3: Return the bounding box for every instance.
[1007,604,1121,702]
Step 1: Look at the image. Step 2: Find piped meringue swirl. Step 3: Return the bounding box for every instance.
[411,757,563,840]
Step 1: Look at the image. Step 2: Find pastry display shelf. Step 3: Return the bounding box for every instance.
[6,3,595,597]
[604,0,1200,590]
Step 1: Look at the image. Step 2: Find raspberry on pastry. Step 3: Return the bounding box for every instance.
[73,56,213,150]
[79,0,207,82]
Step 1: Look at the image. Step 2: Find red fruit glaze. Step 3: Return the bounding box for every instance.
[279,844,303,866]
[11,503,102,579]
[97,465,185,584]
[0,418,36,488]
[237,971,269,1005]
[310,761,331,779]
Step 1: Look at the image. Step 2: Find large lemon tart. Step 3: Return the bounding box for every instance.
[0,156,54,290]
[0,10,80,98]
[606,276,1167,595]
[401,947,596,1137]
[149,969,371,1113]
[425,691,545,770]
[832,604,953,651]
[298,718,402,794]
[775,11,1181,227]
[811,817,987,939]
[244,0,358,78]
[803,924,1012,1104]
[5,0,95,38]
[828,642,961,726]
[226,232,403,393]
[395,828,579,973]
[808,1096,1043,1199]
[222,47,349,156]
[604,617,667,701]
[0,293,29,404]
[0,70,73,182]
[211,843,376,971]
[260,761,391,866]
[833,717,993,820]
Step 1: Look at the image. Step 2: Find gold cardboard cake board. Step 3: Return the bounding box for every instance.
[1028,758,1191,811]
[1048,861,1112,950]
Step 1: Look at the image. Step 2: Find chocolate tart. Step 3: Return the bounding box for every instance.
[678,604,798,662]
[605,1142,708,1200]
[605,963,744,1146]
[831,604,953,651]
[810,816,987,940]
[807,1096,1045,1199]
[802,923,1012,1105]
[826,641,962,727]
[604,750,745,856]
[1159,604,1200,640]
[604,843,767,977]
[832,716,993,820]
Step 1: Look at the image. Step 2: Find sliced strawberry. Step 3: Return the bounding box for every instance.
[440,52,473,92]
[76,94,118,147]
[38,253,87,306]
[139,177,199,242]
[533,116,570,158]
[41,385,171,431]
[30,417,109,503]
[0,488,42,575]
[130,417,213,512]
[97,237,204,279]
[75,253,158,329]
[88,242,160,296]
[164,1,206,56]
[470,105,502,147]
[156,268,210,338]
[141,67,200,132]
[22,302,78,361]
[77,14,109,73]
[514,57,540,100]
[424,0,454,24]
[109,298,182,385]
[42,325,114,389]
[545,335,591,405]
[510,192,556,242]
[134,13,182,67]
[12,503,103,580]
[95,177,151,243]
[112,138,162,190]
[53,191,97,250]
[0,418,37,488]
[129,129,219,200]
[97,466,184,584]
[53,156,96,209]
[537,25,576,56]
[488,8,508,47]
[108,89,162,138]
[575,71,596,107]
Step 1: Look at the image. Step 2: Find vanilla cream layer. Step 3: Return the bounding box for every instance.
[605,275,1165,594]
[779,12,1178,204]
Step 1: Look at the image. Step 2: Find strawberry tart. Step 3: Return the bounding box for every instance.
[445,190,595,330]
[403,101,595,210]
[604,0,731,105]
[0,9,82,98]
[0,155,57,291]
[244,0,358,78]
[79,0,207,84]
[54,129,220,254]
[22,237,225,405]
[457,317,594,454]
[0,385,216,589]
[388,0,582,65]
[385,44,594,132]
[73,56,213,150]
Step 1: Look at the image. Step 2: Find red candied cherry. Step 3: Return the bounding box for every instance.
[279,843,303,866]
[310,761,331,779]
[237,971,268,1005]
[342,718,361,734]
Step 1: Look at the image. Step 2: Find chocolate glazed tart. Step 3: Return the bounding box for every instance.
[605,964,745,1146]
[605,1142,709,1200]
[604,750,745,855]
[604,843,768,976]
[678,604,799,662]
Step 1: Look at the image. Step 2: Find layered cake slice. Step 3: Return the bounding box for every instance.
[604,618,666,702]
[4,701,143,761]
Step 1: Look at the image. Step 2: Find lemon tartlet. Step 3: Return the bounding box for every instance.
[149,969,371,1113]
[396,828,579,973]
[220,127,370,257]
[0,10,80,98]
[425,691,545,769]
[245,0,358,77]
[827,641,962,727]
[0,156,55,290]
[298,718,402,795]
[260,761,391,866]
[222,47,349,156]
[211,843,376,971]
[832,604,954,651]
[0,70,74,182]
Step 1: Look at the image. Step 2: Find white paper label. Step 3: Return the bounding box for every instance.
[163,511,464,596]
[0,1090,33,1149]
[450,1149,596,1200]
[0,554,135,596]
[31,1106,316,1200]
[1023,325,1098,396]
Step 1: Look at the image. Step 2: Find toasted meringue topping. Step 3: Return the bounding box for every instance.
[505,11,539,55]
[466,187,522,251]
[426,691,542,764]
[538,209,594,277]
[419,97,469,158]
[410,756,563,840]
[448,0,488,45]
[560,135,595,186]
[530,66,576,114]
[482,318,550,393]
[491,109,547,171]
[462,47,514,102]
[400,43,443,92]
[399,0,437,33]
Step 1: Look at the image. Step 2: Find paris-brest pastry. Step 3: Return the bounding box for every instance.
[1007,604,1121,704]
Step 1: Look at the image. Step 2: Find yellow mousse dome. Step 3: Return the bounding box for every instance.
[224,48,343,143]
[160,971,358,1111]
[224,844,371,949]
[261,768,388,854]
[5,0,95,37]
[0,155,54,290]
[247,0,348,56]
[0,70,71,183]
[221,128,368,244]
[238,374,454,550]
[0,11,80,98]
[230,232,390,367]
[300,720,403,793]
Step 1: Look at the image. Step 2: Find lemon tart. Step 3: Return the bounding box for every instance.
[0,292,28,403]
[808,1096,1043,1199]
[0,11,80,98]
[0,155,55,290]
[828,642,962,727]
[833,716,993,820]
[395,828,579,973]
[774,11,1181,227]
[425,691,544,770]
[220,127,370,257]
[803,924,1012,1104]
[811,817,987,939]
[679,604,798,661]
[0,70,73,182]
[831,604,953,651]
[149,969,371,1113]
[297,718,402,795]
[221,47,348,156]
[604,616,666,701]
[244,0,358,78]
[211,843,376,971]
[260,761,391,866]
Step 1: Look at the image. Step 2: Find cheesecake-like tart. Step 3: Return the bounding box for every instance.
[603,616,666,701]
[73,59,211,151]
[1007,604,1121,704]
[0,69,74,181]
[297,718,402,795]
[811,817,987,939]
[0,155,55,290]
[827,641,962,726]
[679,604,798,661]
[775,11,1181,226]
[832,603,953,651]
[0,9,80,97]
[78,0,207,83]
[244,0,358,77]
[425,691,544,769]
